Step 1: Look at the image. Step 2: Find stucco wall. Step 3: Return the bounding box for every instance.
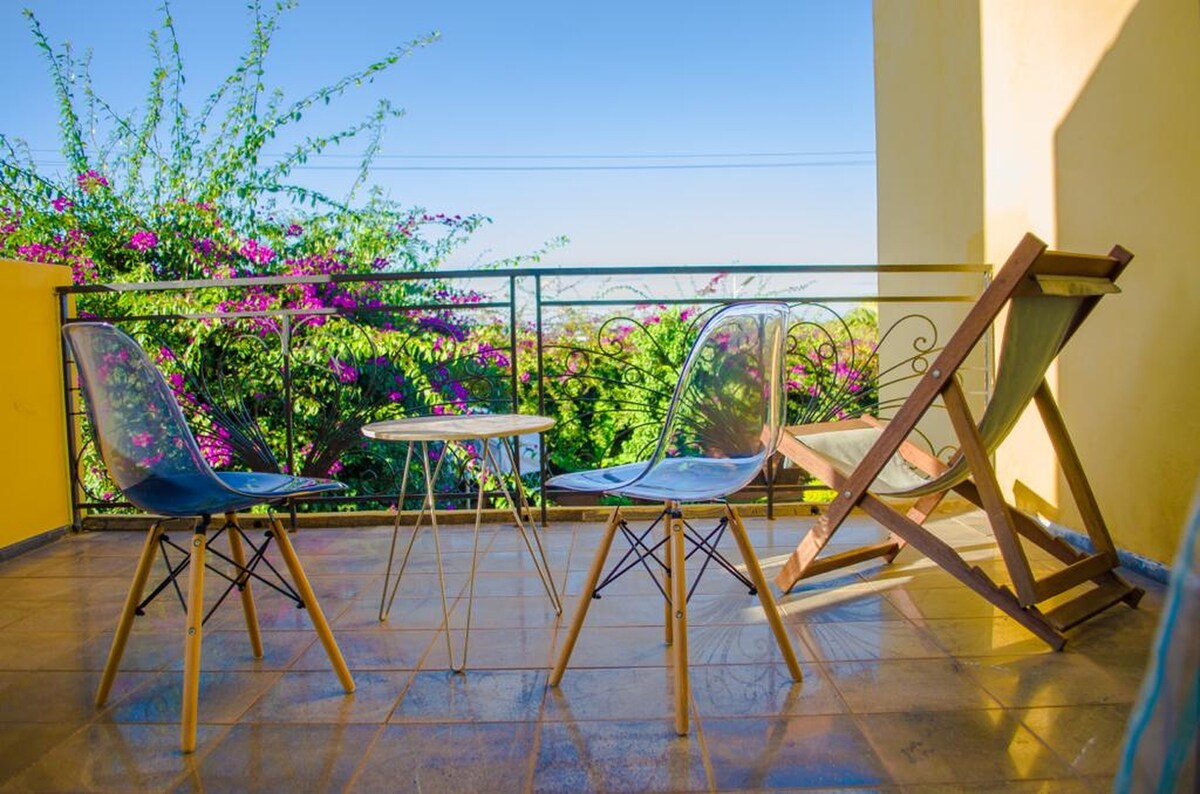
[874,0,1200,563]
[0,260,73,550]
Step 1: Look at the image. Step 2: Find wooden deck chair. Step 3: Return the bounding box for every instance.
[773,232,1144,650]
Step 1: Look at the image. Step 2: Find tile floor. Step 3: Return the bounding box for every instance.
[0,510,1162,792]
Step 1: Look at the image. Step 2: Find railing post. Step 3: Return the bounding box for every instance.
[535,274,548,526]
[281,314,297,531]
[509,275,521,487]
[58,291,82,531]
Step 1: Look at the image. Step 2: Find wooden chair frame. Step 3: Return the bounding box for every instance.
[773,233,1143,649]
[96,511,353,752]
[550,502,801,735]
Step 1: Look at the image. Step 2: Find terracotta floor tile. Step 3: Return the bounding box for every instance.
[781,588,909,624]
[554,625,674,668]
[800,620,948,662]
[0,722,224,793]
[448,594,564,630]
[690,662,845,718]
[391,669,546,723]
[464,572,565,599]
[0,723,85,784]
[173,723,378,793]
[0,670,153,723]
[241,670,406,724]
[825,657,1002,713]
[533,719,708,792]
[856,710,1076,785]
[292,629,435,671]
[0,631,92,671]
[165,629,317,672]
[104,670,282,724]
[0,516,1163,792]
[352,722,535,792]
[1013,704,1132,777]
[703,715,893,789]
[883,586,1019,620]
[904,781,1096,793]
[961,653,1146,708]
[914,616,1053,657]
[335,593,453,631]
[421,627,557,670]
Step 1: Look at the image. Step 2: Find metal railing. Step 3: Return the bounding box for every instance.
[57,262,991,527]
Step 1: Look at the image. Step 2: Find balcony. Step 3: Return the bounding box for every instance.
[0,257,1172,790]
[2,0,1197,790]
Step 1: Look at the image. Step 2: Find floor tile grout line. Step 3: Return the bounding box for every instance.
[339,722,389,794]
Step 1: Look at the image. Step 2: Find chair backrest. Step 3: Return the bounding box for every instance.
[63,322,227,510]
[893,234,1131,497]
[624,301,790,499]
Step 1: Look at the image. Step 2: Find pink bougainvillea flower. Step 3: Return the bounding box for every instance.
[240,239,276,266]
[329,357,359,384]
[285,223,303,237]
[139,452,165,468]
[51,195,74,212]
[76,170,109,192]
[128,230,158,251]
[130,431,154,448]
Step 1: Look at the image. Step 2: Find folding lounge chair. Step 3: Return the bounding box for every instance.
[773,233,1143,650]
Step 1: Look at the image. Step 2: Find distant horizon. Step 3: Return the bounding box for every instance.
[0,0,878,268]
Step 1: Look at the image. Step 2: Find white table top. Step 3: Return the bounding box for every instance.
[361,413,555,442]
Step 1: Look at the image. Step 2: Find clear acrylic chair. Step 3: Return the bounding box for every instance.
[63,321,355,753]
[546,301,802,735]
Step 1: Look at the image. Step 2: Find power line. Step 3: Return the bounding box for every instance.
[19,147,875,160]
[294,160,876,171]
[23,158,875,172]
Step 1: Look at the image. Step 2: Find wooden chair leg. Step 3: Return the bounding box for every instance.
[96,522,163,707]
[550,508,621,686]
[943,380,1038,604]
[1033,381,1119,559]
[269,516,355,694]
[727,507,802,681]
[181,524,207,754]
[663,506,673,646]
[226,514,263,659]
[668,506,690,736]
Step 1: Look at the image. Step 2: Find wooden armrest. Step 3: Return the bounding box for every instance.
[784,417,876,437]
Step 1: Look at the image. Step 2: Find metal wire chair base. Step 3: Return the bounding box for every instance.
[591,506,758,603]
[135,514,305,627]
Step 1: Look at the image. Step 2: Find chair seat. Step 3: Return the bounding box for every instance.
[123,471,344,517]
[789,426,942,496]
[548,456,766,502]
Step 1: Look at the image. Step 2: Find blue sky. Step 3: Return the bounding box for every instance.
[0,0,876,268]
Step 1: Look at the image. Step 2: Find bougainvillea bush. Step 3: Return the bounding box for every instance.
[0,2,519,508]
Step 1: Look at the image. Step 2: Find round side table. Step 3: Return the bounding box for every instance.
[361,413,561,672]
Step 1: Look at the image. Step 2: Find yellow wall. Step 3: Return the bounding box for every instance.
[875,1,989,450]
[874,0,1200,562]
[0,260,73,549]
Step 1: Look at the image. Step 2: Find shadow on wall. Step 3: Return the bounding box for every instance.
[1053,0,1200,563]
